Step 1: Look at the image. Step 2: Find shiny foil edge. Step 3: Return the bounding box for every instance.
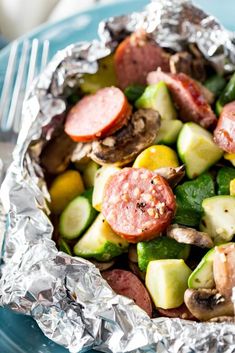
[1,1,235,352]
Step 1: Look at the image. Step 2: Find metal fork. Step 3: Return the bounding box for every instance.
[0,39,50,182]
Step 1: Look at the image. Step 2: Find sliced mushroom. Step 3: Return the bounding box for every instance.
[89,109,161,166]
[128,244,138,263]
[213,243,235,300]
[89,259,115,271]
[210,316,235,323]
[71,142,92,164]
[155,165,185,188]
[169,52,193,76]
[40,130,77,174]
[184,288,234,321]
[167,224,214,248]
[128,261,146,281]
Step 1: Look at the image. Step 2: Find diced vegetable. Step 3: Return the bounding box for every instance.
[49,170,85,214]
[224,153,235,167]
[200,196,235,244]
[133,145,179,170]
[59,238,72,255]
[146,259,192,309]
[73,214,129,261]
[216,166,235,195]
[74,157,91,172]
[215,100,223,116]
[92,165,120,211]
[80,54,117,94]
[177,122,223,179]
[230,179,235,195]
[124,84,145,102]
[155,120,183,145]
[188,248,215,289]
[83,161,99,188]
[217,72,235,108]
[174,173,215,227]
[59,190,97,239]
[137,237,190,272]
[135,82,177,120]
[204,75,226,97]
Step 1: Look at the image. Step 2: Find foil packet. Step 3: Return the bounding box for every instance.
[1,0,235,352]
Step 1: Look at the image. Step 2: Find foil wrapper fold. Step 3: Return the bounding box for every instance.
[1,1,235,352]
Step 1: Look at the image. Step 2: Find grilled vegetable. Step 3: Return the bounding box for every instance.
[73,214,129,261]
[137,237,190,272]
[200,196,235,244]
[133,145,179,170]
[59,189,97,239]
[80,54,117,94]
[217,72,235,108]
[177,122,223,179]
[83,161,99,188]
[136,82,177,120]
[216,166,235,195]
[155,120,183,145]
[124,84,146,102]
[49,170,85,215]
[146,259,191,309]
[92,165,120,212]
[174,173,215,227]
[188,248,215,289]
[204,75,226,97]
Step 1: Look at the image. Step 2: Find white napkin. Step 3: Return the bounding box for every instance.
[0,0,117,40]
[0,0,59,39]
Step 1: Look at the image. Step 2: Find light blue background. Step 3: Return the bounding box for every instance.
[0,0,234,352]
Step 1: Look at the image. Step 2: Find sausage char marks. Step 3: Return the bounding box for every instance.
[102,168,176,242]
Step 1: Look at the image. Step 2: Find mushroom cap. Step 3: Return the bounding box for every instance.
[184,288,234,321]
[90,108,161,166]
[167,224,214,248]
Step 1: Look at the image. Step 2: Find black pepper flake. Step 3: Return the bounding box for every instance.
[136,202,146,212]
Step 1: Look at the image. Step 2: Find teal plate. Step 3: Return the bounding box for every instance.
[0,0,234,352]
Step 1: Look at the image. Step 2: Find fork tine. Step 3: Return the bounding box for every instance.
[0,40,18,130]
[13,39,39,133]
[40,40,50,73]
[25,39,39,94]
[6,40,29,133]
[13,39,50,133]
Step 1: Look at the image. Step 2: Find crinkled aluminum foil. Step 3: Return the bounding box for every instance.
[1,1,235,352]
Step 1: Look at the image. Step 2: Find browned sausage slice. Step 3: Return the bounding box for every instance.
[214,101,235,153]
[213,243,235,300]
[65,87,132,142]
[102,269,152,316]
[147,70,217,129]
[102,168,176,242]
[114,30,170,90]
[157,304,196,320]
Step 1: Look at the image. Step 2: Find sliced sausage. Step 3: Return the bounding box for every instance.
[213,243,235,300]
[102,269,152,316]
[214,101,235,153]
[157,304,196,320]
[102,168,176,242]
[65,87,132,142]
[114,30,170,90]
[147,70,217,129]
